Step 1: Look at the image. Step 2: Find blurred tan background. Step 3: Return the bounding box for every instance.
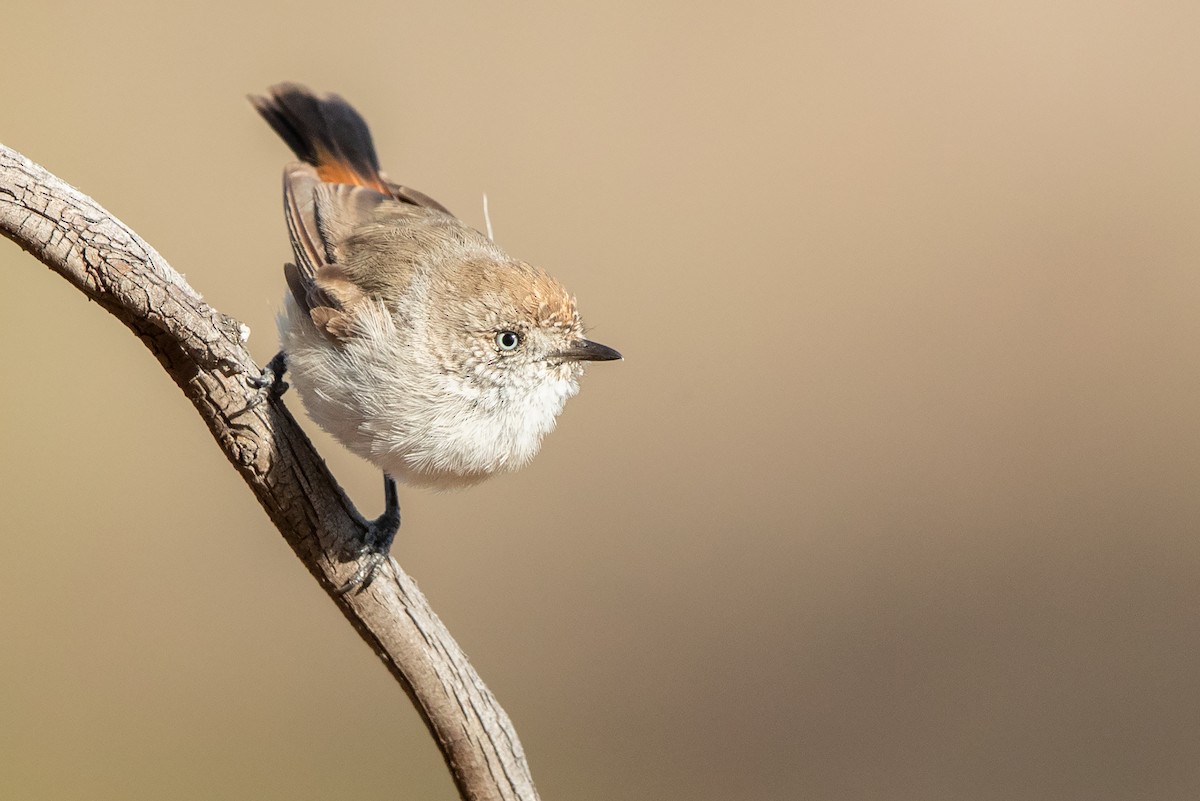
[4,1,1200,799]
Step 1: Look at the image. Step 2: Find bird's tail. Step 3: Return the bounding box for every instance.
[250,82,390,194]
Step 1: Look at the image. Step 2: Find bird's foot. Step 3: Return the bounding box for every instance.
[337,475,401,594]
[246,351,289,404]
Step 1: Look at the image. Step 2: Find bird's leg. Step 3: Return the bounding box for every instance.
[339,474,401,594]
[248,350,290,398]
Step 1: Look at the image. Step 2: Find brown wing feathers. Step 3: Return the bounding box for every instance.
[252,83,457,340]
[252,83,394,338]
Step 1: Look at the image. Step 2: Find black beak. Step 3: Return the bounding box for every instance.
[554,339,623,362]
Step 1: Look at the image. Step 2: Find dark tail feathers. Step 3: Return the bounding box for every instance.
[250,83,389,193]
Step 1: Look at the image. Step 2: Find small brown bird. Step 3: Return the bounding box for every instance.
[249,83,620,587]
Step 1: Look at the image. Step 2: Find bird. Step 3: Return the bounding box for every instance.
[248,83,621,589]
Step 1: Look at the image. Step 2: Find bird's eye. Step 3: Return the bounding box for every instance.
[495,331,522,352]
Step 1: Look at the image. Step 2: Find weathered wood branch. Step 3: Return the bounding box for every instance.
[0,143,539,801]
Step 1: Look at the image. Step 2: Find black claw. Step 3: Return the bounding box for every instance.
[337,550,391,594]
[337,474,401,594]
[248,351,290,397]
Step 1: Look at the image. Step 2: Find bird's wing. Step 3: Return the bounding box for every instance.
[282,163,388,340]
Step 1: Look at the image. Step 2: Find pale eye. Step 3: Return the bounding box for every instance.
[495,330,522,352]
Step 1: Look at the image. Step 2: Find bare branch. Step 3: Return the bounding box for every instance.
[0,143,539,801]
